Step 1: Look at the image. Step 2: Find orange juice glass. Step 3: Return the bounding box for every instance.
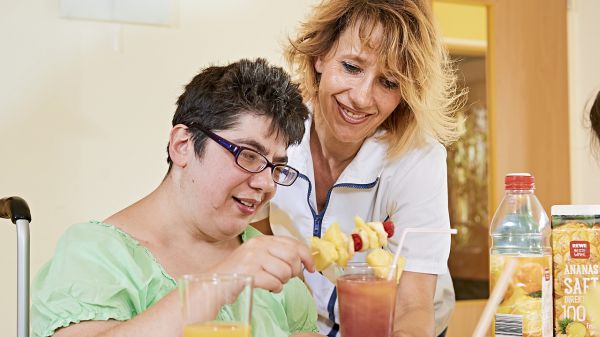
[183,321,251,337]
[180,274,253,337]
[337,263,398,337]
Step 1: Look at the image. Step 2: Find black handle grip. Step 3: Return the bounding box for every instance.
[0,196,32,224]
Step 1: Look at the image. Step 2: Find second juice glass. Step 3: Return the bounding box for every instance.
[337,262,398,337]
[180,273,253,337]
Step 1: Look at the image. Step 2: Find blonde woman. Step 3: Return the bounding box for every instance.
[254,1,464,336]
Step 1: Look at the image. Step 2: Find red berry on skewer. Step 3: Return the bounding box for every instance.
[383,220,395,238]
[351,233,363,252]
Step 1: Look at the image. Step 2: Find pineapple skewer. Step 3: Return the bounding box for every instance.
[309,216,395,272]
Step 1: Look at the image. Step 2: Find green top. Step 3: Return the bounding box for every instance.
[31,221,318,337]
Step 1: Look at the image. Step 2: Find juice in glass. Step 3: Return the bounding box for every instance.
[337,263,398,337]
[183,321,251,337]
[180,274,253,337]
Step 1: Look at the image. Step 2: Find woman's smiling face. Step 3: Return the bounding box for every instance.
[314,23,402,145]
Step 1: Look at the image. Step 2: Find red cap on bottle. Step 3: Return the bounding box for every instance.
[505,173,535,190]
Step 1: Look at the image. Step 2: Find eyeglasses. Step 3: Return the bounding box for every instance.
[188,124,299,186]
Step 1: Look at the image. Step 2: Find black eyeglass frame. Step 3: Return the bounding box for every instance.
[187,123,299,186]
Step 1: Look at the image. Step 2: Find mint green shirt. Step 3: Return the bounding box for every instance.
[32,221,318,337]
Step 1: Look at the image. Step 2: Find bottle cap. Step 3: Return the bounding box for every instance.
[505,173,535,190]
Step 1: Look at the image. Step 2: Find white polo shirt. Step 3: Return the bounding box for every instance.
[267,120,455,336]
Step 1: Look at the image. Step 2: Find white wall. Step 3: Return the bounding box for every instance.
[0,1,316,335]
[568,0,600,204]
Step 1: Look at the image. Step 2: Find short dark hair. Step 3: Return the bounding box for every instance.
[591,90,600,143]
[590,90,600,159]
[167,58,309,168]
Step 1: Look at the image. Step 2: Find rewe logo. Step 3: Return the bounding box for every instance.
[570,241,590,259]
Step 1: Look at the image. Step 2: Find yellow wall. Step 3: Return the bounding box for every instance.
[433,1,487,55]
[433,2,487,41]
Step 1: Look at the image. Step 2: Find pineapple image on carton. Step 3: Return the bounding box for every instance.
[583,286,600,336]
[514,259,544,294]
[552,205,600,337]
[491,255,551,337]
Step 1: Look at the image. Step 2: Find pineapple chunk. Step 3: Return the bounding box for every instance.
[336,246,351,267]
[366,248,405,282]
[565,321,588,337]
[366,221,388,247]
[354,215,367,228]
[353,229,370,252]
[366,228,380,249]
[354,216,379,249]
[310,237,338,271]
[323,222,345,247]
[322,222,352,267]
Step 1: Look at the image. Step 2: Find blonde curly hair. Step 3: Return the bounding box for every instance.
[285,0,465,157]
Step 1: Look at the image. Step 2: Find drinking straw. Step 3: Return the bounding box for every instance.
[387,228,458,281]
[470,258,518,337]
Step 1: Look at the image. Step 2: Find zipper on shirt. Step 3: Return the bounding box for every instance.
[298,174,379,237]
[298,174,379,336]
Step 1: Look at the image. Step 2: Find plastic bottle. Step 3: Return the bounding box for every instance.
[489,173,553,337]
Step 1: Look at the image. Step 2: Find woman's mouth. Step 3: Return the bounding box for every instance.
[233,196,258,215]
[338,104,369,124]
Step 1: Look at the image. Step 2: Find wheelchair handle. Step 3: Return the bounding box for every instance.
[1,196,31,337]
[0,196,32,224]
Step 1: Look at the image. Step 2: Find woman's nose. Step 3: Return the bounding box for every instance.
[249,168,276,193]
[349,77,376,109]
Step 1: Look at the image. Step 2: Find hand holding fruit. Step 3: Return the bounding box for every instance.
[213,236,315,293]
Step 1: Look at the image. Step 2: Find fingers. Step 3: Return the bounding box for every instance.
[262,236,315,274]
[229,236,314,291]
[253,269,285,293]
[285,237,315,273]
[267,244,303,277]
[295,242,315,273]
[260,258,292,289]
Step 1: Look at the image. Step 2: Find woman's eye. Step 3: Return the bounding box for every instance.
[341,61,361,74]
[380,77,399,90]
[240,150,259,161]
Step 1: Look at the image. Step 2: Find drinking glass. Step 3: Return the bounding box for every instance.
[180,274,253,337]
[337,263,398,337]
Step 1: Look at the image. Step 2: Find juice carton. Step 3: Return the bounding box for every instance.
[551,205,600,337]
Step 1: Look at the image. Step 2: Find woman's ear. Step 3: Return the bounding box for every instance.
[315,56,323,74]
[168,124,193,169]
